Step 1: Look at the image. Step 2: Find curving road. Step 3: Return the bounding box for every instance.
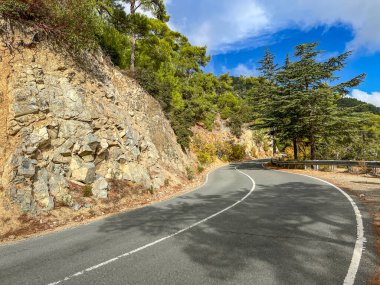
[0,162,377,285]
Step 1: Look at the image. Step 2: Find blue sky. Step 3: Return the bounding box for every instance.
[164,0,380,107]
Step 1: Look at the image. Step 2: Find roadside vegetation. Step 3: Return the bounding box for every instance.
[1,0,379,160]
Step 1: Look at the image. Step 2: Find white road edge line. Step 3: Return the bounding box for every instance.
[47,166,256,285]
[266,164,365,285]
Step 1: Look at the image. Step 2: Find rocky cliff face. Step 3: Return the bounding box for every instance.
[0,44,189,214]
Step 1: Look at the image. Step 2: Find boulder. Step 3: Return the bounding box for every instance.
[125,128,140,147]
[70,157,96,184]
[120,163,150,186]
[18,186,34,213]
[108,147,123,161]
[57,139,74,156]
[92,177,108,198]
[49,173,69,199]
[52,154,71,164]
[58,120,92,140]
[78,144,93,157]
[72,166,96,184]
[99,139,109,152]
[37,127,50,146]
[83,133,100,151]
[8,120,22,135]
[22,133,40,154]
[21,127,51,155]
[130,145,140,159]
[151,175,165,190]
[33,169,54,210]
[18,158,36,178]
[82,155,95,162]
[10,87,40,117]
[46,78,85,120]
[11,101,40,118]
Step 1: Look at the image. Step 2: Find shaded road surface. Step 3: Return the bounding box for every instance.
[0,162,377,284]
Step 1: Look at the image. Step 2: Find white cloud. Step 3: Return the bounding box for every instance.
[220,63,258,77]
[166,0,269,53]
[166,0,380,54]
[232,64,257,77]
[350,89,380,107]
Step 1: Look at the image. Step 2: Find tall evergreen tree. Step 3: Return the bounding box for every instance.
[257,48,278,83]
[257,49,279,154]
[275,53,304,159]
[120,0,169,72]
[276,42,365,160]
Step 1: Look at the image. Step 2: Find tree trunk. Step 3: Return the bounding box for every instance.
[293,138,298,160]
[310,135,316,160]
[272,137,276,156]
[130,35,136,73]
[130,0,136,73]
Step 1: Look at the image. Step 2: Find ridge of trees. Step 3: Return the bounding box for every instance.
[1,0,379,160]
[337,98,380,115]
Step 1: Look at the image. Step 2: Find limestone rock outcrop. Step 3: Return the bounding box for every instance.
[0,45,189,214]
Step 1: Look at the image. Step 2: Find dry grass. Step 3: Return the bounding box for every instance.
[0,186,24,240]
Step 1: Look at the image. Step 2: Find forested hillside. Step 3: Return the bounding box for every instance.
[337,98,380,115]
[1,0,379,161]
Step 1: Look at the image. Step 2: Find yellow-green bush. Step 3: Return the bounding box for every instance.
[191,135,217,165]
[197,152,213,165]
[227,143,246,161]
[192,134,246,164]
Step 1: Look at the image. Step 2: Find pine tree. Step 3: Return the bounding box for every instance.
[276,42,365,160]
[257,48,278,83]
[120,0,169,72]
[257,49,279,154]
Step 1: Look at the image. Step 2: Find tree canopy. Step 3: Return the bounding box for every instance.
[1,0,379,159]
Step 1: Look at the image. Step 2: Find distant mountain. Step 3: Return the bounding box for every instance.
[337,97,380,115]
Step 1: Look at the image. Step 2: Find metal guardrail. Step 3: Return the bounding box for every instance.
[271,159,380,174]
[272,159,380,167]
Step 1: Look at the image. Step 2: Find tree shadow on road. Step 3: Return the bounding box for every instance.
[97,163,377,284]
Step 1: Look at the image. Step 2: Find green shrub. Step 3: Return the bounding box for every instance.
[228,115,243,137]
[0,0,102,51]
[263,141,270,152]
[0,0,28,19]
[186,166,194,180]
[82,185,93,197]
[197,164,205,173]
[228,143,246,161]
[192,135,216,165]
[197,152,212,165]
[98,25,131,69]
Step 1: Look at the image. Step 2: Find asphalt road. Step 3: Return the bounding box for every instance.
[0,162,377,285]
